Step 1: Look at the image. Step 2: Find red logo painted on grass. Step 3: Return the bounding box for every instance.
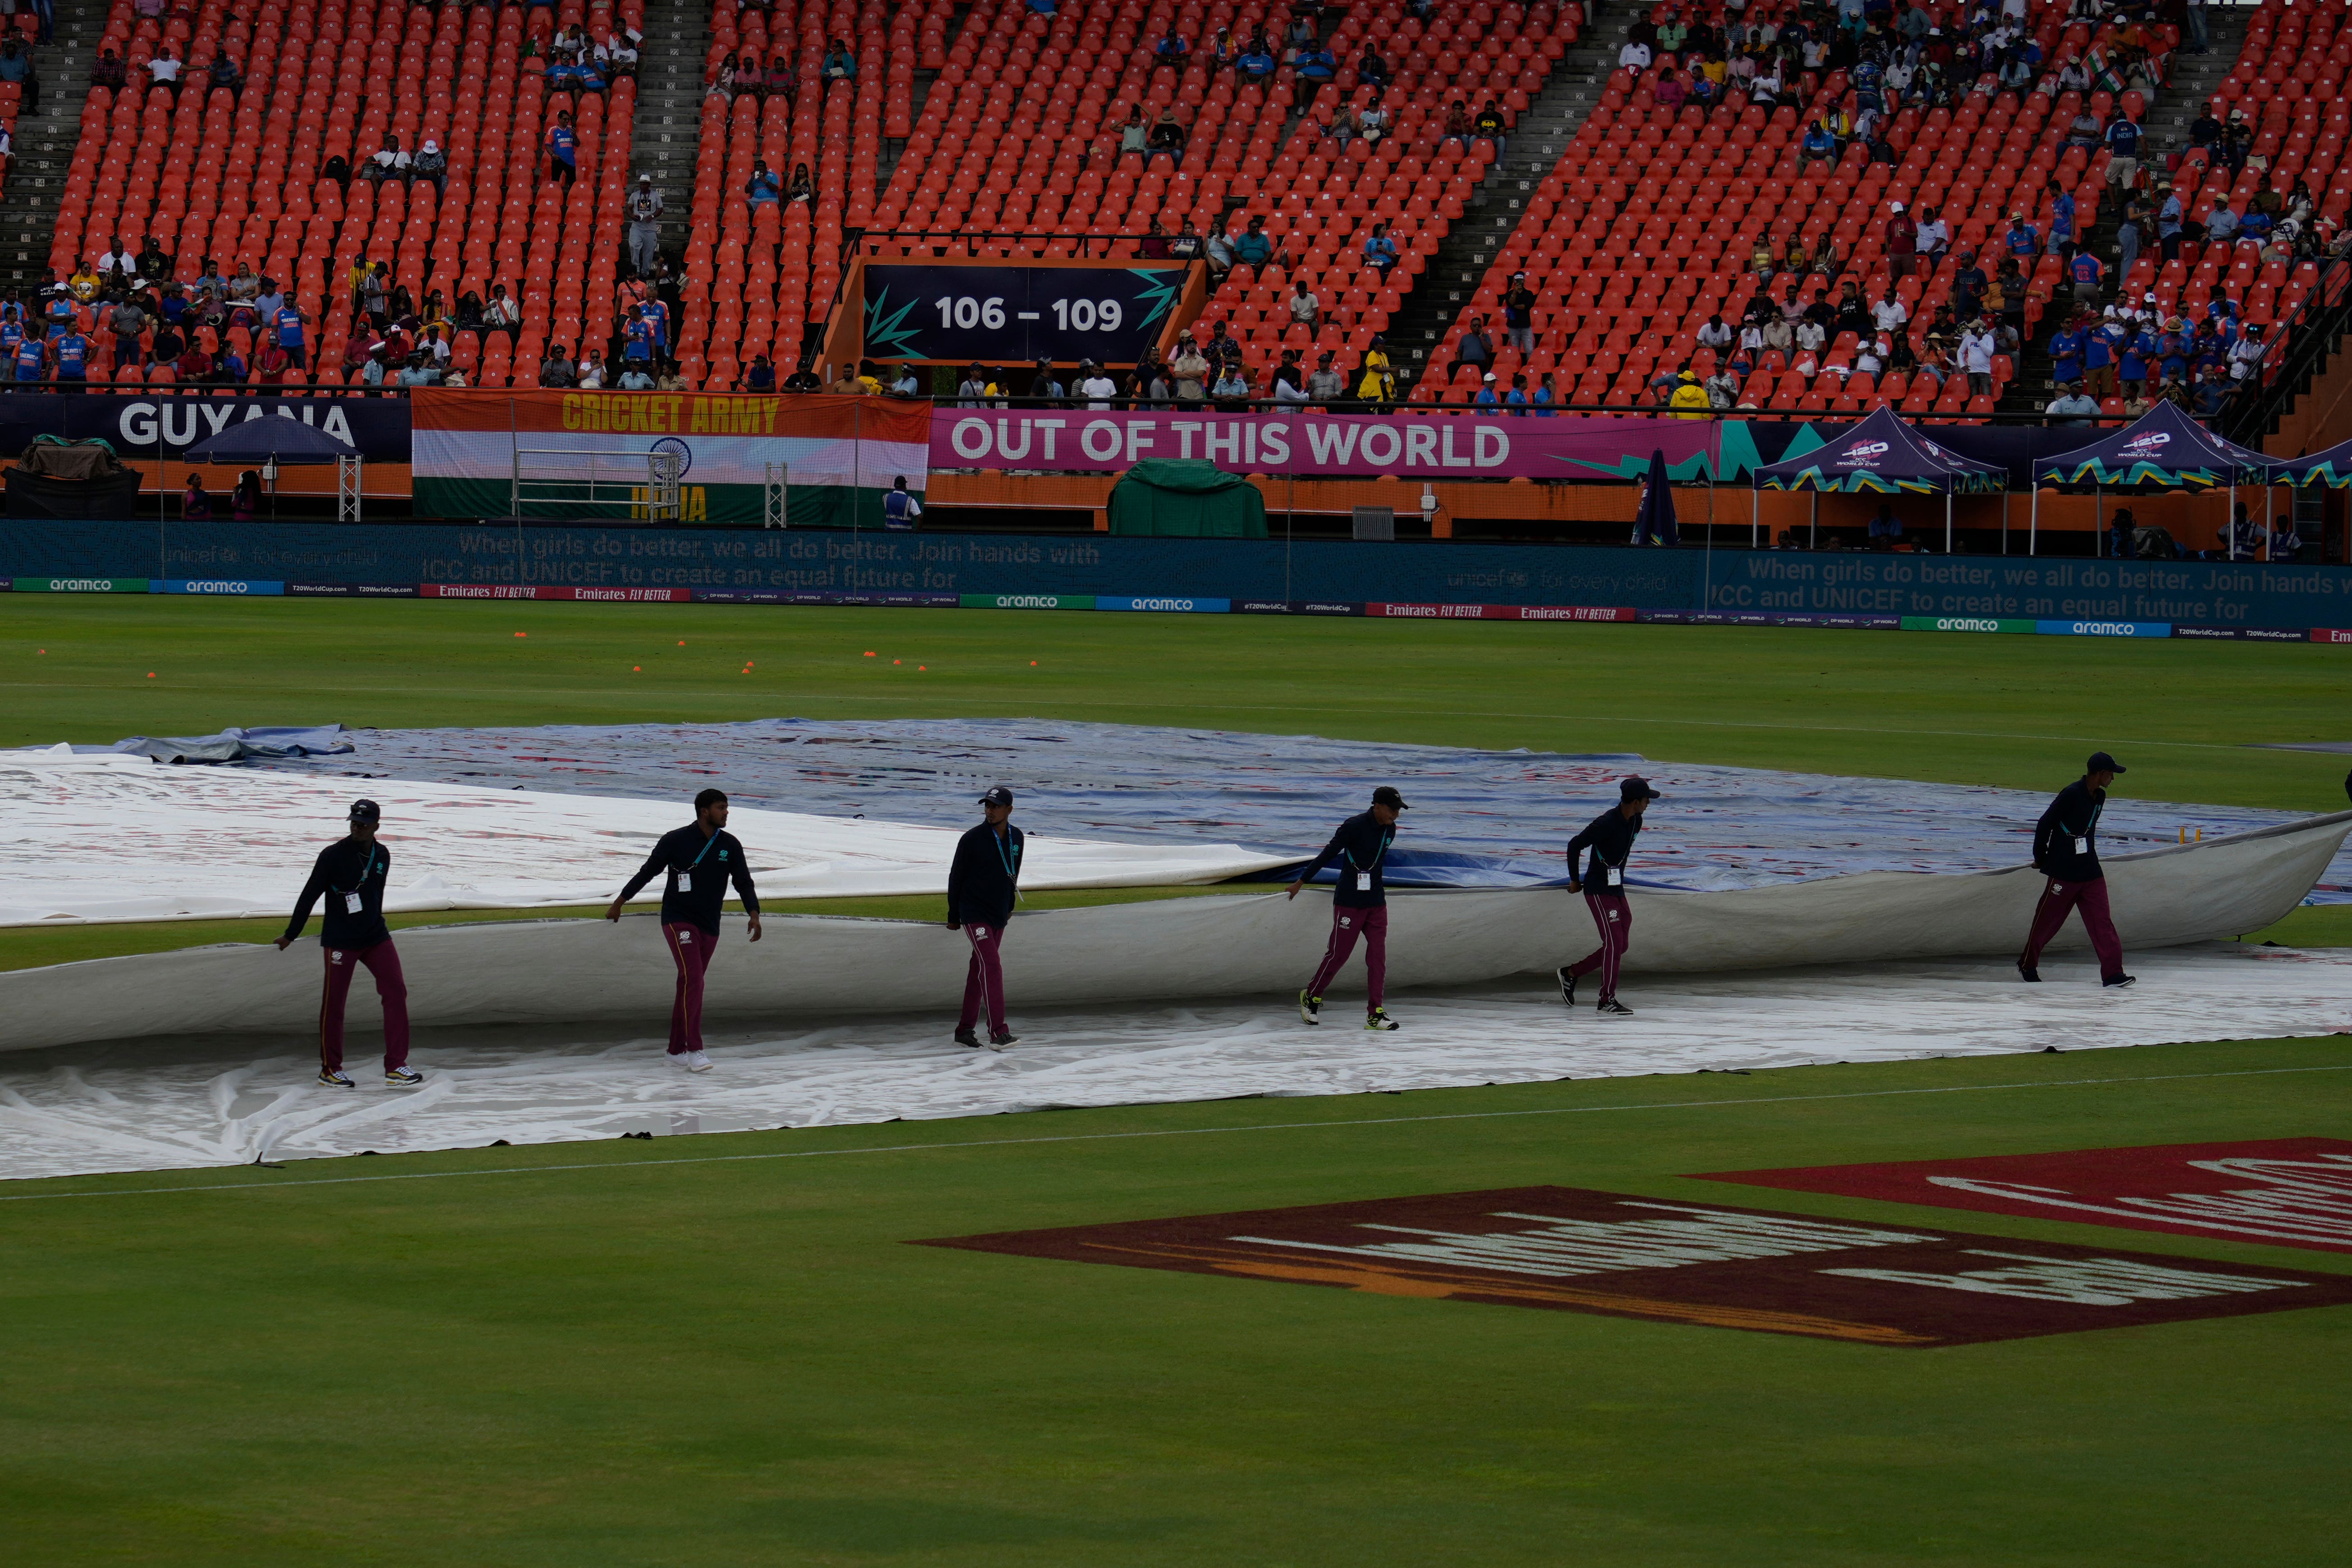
[1699,1138,2352,1254]
[916,1186,2352,1346]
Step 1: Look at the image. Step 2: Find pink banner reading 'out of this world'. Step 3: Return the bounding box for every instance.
[928,407,1720,480]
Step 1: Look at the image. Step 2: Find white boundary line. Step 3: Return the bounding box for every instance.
[5,1060,2347,1205]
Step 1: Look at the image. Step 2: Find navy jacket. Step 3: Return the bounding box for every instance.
[1567,807,1641,891]
[620,824,762,936]
[2032,780,2107,883]
[282,837,394,949]
[1297,810,1395,908]
[948,821,1026,928]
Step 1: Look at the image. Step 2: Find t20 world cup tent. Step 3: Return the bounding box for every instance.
[1754,407,2006,551]
[2029,403,2273,554]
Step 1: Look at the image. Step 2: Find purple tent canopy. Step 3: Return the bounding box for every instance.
[1753,407,2005,494]
[2031,402,2269,489]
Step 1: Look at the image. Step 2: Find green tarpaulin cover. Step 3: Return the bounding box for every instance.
[1106,459,1268,537]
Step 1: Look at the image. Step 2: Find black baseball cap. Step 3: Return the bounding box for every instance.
[1620,776,1662,801]
[2087,751,2127,775]
[348,798,381,823]
[978,786,1014,807]
[1372,785,1410,810]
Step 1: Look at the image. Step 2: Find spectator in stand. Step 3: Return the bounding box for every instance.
[105,295,146,373]
[1287,278,1319,334]
[1205,221,1236,276]
[742,355,775,392]
[610,34,639,79]
[1914,206,1949,261]
[1879,199,1915,279]
[1669,365,1709,419]
[1202,319,1243,372]
[1356,342,1394,408]
[1959,318,1996,397]
[413,139,448,196]
[2085,311,2122,398]
[786,163,814,203]
[763,54,793,99]
[545,112,576,188]
[1211,361,1252,410]
[1296,40,1338,101]
[483,284,521,334]
[2206,199,2238,245]
[1653,69,1686,112]
[2193,367,2230,419]
[1472,100,1508,163]
[1170,336,1211,402]
[822,38,857,80]
[627,176,663,275]
[147,43,183,97]
[2067,244,2105,306]
[1450,314,1494,382]
[1237,36,1277,79]
[744,158,781,206]
[1618,35,1652,71]
[1307,351,1346,401]
[1696,311,1735,357]
[1503,272,1537,355]
[2048,182,2077,260]
[539,344,575,388]
[2047,380,2100,424]
[91,47,125,95]
[1473,371,1501,412]
[1356,44,1388,87]
[2156,184,2186,260]
[2231,323,2268,383]
[2064,105,2102,150]
[182,475,212,518]
[1362,221,1399,280]
[1799,119,1839,170]
[1146,109,1186,168]
[209,50,242,100]
[1234,214,1274,270]
[2105,112,2143,193]
[1154,28,1190,69]
[1079,360,1119,409]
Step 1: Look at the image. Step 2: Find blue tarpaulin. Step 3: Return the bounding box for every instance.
[224,719,2349,904]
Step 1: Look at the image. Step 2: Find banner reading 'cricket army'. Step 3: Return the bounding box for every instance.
[411,391,931,526]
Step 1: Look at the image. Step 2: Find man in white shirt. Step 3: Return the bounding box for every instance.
[2045,381,2101,423]
[1078,360,1118,408]
[149,46,183,89]
[1618,39,1652,71]
[1695,313,1735,352]
[1960,321,1997,395]
[1872,293,1909,334]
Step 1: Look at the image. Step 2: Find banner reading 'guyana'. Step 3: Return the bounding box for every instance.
[411,391,931,527]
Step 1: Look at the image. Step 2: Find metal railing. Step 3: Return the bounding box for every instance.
[2221,258,2352,446]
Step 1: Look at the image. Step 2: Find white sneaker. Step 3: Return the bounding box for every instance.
[685,1050,713,1073]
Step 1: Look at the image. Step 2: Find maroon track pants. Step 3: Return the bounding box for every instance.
[1306,902,1387,1011]
[320,938,410,1073]
[662,921,717,1055]
[959,921,1008,1035]
[1567,891,1630,1003]
[2019,876,2126,979]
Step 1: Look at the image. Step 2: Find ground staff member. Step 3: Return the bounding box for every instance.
[2018,751,2134,987]
[1560,776,1659,1017]
[1289,786,1407,1030]
[276,799,421,1087]
[946,786,1023,1049]
[606,788,763,1071]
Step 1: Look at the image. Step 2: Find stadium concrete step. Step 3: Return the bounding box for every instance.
[1388,1,1634,398]
[626,0,714,258]
[0,0,107,290]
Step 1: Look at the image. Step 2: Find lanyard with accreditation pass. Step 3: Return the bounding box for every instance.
[1343,829,1392,891]
[676,831,722,891]
[338,848,380,914]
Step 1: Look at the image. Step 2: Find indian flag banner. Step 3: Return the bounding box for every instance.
[411,390,932,526]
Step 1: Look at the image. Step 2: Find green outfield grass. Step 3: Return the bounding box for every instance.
[4,1040,2349,1567]
[6,596,2352,1563]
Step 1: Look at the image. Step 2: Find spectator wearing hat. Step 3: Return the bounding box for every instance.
[2018,754,2134,988]
[2046,380,2101,424]
[1562,777,1661,1017]
[1289,787,1409,1031]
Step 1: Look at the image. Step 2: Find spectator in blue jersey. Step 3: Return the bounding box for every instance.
[1154,30,1189,67]
[271,295,306,370]
[546,54,579,94]
[1504,373,1530,413]
[2005,213,2039,257]
[13,333,45,385]
[2117,322,2154,398]
[544,111,576,187]
[2049,318,2086,387]
[2156,317,2191,382]
[744,158,781,206]
[1361,221,1399,279]
[1800,119,1839,167]
[1237,38,1276,78]
[1233,214,1273,269]
[623,307,655,367]
[744,355,776,393]
[2068,247,2104,306]
[2085,311,2122,398]
[2105,112,2143,192]
[1473,372,1501,412]
[2048,183,2076,257]
[51,325,89,389]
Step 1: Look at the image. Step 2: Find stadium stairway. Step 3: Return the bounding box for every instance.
[626,0,715,265]
[1389,0,1630,398]
[0,0,105,292]
[2002,3,2252,411]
